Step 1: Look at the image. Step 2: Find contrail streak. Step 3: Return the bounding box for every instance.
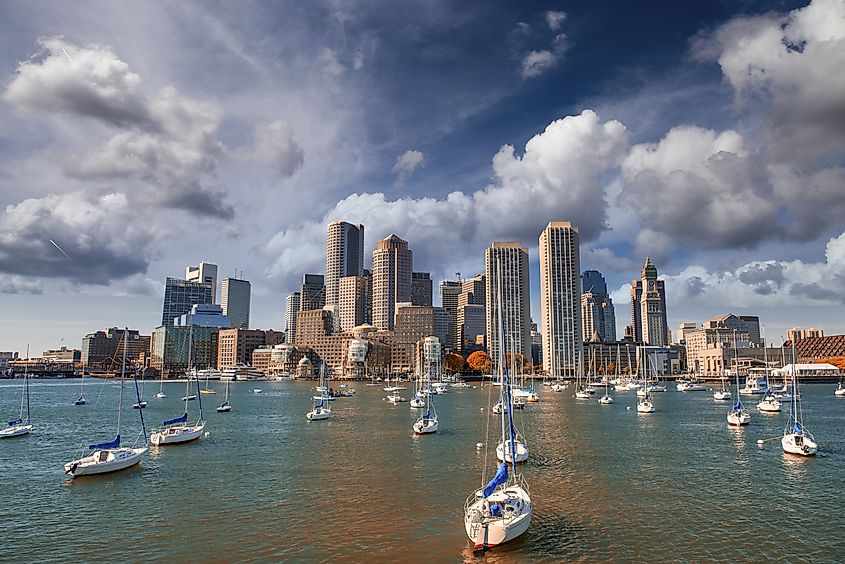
[49,239,74,262]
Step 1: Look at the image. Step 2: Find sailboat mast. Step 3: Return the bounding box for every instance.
[118,329,127,435]
[129,329,148,442]
[24,344,31,421]
[185,325,193,411]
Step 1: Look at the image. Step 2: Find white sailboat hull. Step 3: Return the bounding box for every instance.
[0,424,33,438]
[496,439,529,463]
[410,398,425,408]
[782,433,817,456]
[413,418,438,434]
[465,485,532,549]
[713,390,731,401]
[306,408,330,420]
[150,422,206,445]
[757,399,782,412]
[834,388,845,397]
[64,447,147,477]
[637,401,655,413]
[727,410,751,426]
[598,395,613,405]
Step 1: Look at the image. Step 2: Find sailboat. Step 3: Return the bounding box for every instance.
[132,366,147,409]
[599,346,615,405]
[413,359,438,434]
[155,368,167,399]
[150,327,207,445]
[75,363,87,405]
[464,260,531,549]
[216,379,231,412]
[782,342,817,456]
[199,369,217,395]
[574,357,591,400]
[0,345,33,438]
[757,329,781,412]
[727,332,751,426]
[713,374,731,401]
[64,330,149,477]
[410,366,426,409]
[306,364,331,421]
[496,346,527,460]
[834,377,845,398]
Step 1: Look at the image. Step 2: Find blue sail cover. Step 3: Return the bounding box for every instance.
[7,418,22,426]
[423,411,430,419]
[733,401,744,410]
[163,412,188,426]
[483,462,509,499]
[793,422,803,434]
[88,434,120,450]
[315,399,324,409]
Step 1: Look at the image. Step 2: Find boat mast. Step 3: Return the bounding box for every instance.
[129,329,148,442]
[117,329,127,436]
[24,344,31,422]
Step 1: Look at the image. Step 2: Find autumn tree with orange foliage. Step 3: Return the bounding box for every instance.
[815,357,845,370]
[445,353,466,374]
[467,350,492,373]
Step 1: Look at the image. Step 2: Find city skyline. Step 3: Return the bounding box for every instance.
[2,0,845,353]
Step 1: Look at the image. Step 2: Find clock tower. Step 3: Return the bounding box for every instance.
[639,257,669,346]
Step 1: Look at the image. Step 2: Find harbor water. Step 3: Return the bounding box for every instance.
[1,379,844,562]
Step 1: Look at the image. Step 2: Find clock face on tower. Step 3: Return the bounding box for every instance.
[648,280,654,290]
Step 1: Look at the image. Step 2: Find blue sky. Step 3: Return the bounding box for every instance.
[1,0,844,355]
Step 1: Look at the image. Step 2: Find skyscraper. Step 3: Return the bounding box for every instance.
[284,291,301,343]
[439,280,462,351]
[581,270,616,342]
[630,257,669,346]
[221,277,251,329]
[161,277,213,326]
[325,221,365,306]
[338,275,371,331]
[485,242,531,368]
[372,234,413,330]
[185,262,218,303]
[457,274,485,352]
[539,222,582,377]
[411,272,432,306]
[299,274,326,311]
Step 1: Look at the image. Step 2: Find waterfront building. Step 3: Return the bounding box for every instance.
[161,277,213,327]
[630,258,669,346]
[325,221,365,307]
[217,328,284,370]
[291,312,390,377]
[530,322,543,368]
[151,325,219,376]
[82,328,150,370]
[174,304,231,328]
[684,314,750,376]
[284,292,301,343]
[411,272,433,306]
[415,336,442,374]
[393,303,451,373]
[338,275,371,331]
[486,241,531,369]
[41,347,81,363]
[185,262,218,303]
[0,352,17,372]
[580,270,617,343]
[221,277,251,329]
[539,222,581,378]
[372,234,413,331]
[793,334,845,362]
[300,274,326,311]
[439,280,462,351]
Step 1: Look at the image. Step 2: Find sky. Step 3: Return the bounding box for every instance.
[1,0,844,355]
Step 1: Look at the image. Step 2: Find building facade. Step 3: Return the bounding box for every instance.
[325,221,365,306]
[161,277,213,327]
[221,277,251,329]
[82,327,150,370]
[185,262,218,303]
[371,234,413,331]
[411,272,433,306]
[300,274,326,311]
[580,270,616,343]
[338,275,371,331]
[486,241,532,370]
[216,328,284,370]
[439,280,462,351]
[151,325,220,377]
[539,222,581,377]
[684,314,751,376]
[174,304,231,328]
[284,291,301,344]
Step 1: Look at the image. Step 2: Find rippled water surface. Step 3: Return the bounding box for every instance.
[1,379,844,562]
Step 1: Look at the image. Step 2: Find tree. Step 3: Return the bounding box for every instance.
[445,353,465,374]
[467,350,492,374]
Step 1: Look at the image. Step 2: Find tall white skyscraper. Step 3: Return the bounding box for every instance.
[485,242,531,369]
[372,234,412,331]
[539,221,582,378]
[325,221,365,307]
[284,291,301,343]
[185,262,218,303]
[221,277,251,329]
